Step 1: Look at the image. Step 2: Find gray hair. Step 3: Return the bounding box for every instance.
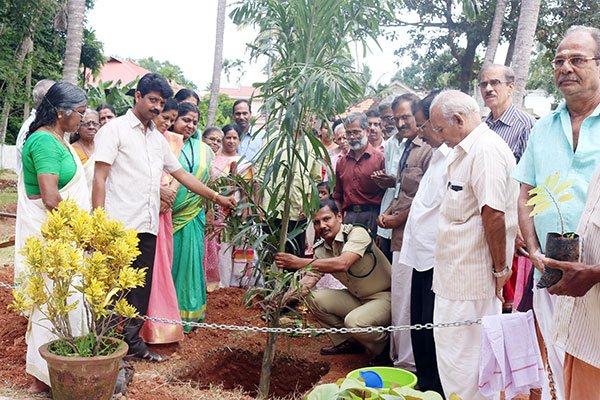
[479,64,515,83]
[343,112,368,130]
[84,109,99,119]
[378,102,392,113]
[32,79,56,109]
[430,90,480,125]
[333,123,345,135]
[563,25,600,62]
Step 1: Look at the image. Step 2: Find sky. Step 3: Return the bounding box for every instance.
[86,0,405,91]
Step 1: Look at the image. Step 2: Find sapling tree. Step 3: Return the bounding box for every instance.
[226,0,394,397]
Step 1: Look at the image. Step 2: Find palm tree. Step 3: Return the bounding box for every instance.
[511,0,542,107]
[483,0,508,66]
[229,0,393,397]
[62,0,86,84]
[207,0,227,127]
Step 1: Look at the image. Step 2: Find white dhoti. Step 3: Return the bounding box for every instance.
[433,295,501,400]
[390,251,415,370]
[15,145,90,386]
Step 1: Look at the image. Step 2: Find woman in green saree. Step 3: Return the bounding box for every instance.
[171,103,214,332]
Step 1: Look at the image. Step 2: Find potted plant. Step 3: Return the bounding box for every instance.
[10,199,146,400]
[527,171,578,288]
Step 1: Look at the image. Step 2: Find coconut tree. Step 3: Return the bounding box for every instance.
[483,0,508,66]
[511,0,542,107]
[228,0,393,397]
[62,0,86,84]
[206,0,227,127]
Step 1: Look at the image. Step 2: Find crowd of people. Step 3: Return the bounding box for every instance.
[12,24,600,400]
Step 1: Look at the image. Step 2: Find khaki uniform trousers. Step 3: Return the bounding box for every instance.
[307,288,391,355]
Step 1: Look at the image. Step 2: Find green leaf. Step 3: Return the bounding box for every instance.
[554,180,574,195]
[526,193,548,206]
[557,193,575,203]
[529,201,552,217]
[305,383,339,400]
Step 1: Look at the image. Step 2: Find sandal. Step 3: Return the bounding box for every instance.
[125,348,168,363]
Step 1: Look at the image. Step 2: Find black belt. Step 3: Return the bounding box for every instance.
[346,204,379,212]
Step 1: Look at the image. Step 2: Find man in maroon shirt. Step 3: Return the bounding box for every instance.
[334,112,386,237]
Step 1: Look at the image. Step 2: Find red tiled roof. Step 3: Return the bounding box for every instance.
[219,86,261,99]
[86,57,183,91]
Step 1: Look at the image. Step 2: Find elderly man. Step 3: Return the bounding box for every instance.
[399,90,448,394]
[378,102,398,140]
[544,168,600,400]
[275,199,391,363]
[233,99,263,162]
[430,90,518,399]
[373,94,420,262]
[15,79,55,176]
[334,112,385,236]
[512,26,600,400]
[479,64,536,163]
[376,93,432,371]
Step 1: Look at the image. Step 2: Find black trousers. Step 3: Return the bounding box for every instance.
[410,268,444,395]
[123,232,157,354]
[343,209,379,239]
[377,236,393,263]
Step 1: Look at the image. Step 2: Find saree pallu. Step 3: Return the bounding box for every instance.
[171,138,213,333]
[15,143,90,386]
[140,132,184,343]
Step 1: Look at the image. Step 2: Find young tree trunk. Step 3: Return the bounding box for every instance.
[62,0,86,84]
[458,39,479,93]
[24,60,33,118]
[0,35,33,144]
[483,0,508,66]
[511,0,542,108]
[206,0,227,127]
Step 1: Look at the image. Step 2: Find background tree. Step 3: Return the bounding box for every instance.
[198,93,234,130]
[229,0,393,397]
[137,57,197,90]
[482,0,508,66]
[222,58,246,85]
[511,0,542,107]
[62,0,86,84]
[79,28,105,86]
[206,0,227,127]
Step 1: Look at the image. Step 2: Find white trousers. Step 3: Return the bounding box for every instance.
[390,252,415,370]
[433,295,501,400]
[533,283,565,400]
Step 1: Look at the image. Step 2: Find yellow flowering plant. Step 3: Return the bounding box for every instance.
[10,199,146,357]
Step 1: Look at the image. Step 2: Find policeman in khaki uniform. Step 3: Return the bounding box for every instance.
[275,199,392,363]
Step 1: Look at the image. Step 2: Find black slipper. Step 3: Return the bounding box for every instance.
[124,348,168,363]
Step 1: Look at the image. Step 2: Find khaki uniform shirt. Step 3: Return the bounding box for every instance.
[390,136,433,251]
[313,224,391,298]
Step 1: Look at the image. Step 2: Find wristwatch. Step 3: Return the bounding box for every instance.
[492,265,511,278]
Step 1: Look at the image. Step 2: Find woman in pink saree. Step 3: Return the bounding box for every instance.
[140,99,184,343]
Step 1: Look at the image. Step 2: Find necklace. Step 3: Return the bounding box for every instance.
[44,126,70,150]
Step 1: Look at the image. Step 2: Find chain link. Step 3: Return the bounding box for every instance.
[1,280,481,334]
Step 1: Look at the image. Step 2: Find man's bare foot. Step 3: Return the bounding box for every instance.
[27,378,50,394]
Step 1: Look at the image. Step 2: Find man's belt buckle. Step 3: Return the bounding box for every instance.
[352,205,363,212]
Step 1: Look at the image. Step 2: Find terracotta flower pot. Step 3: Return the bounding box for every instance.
[39,337,128,400]
[537,232,580,289]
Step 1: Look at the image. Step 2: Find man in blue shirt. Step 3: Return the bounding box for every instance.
[513,25,600,400]
[234,99,263,162]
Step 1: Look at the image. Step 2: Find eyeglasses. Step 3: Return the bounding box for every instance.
[81,121,100,128]
[478,79,510,89]
[346,129,363,137]
[381,115,395,121]
[72,110,86,119]
[551,56,600,70]
[416,120,430,131]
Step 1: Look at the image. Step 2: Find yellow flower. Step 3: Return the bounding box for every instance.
[113,298,138,319]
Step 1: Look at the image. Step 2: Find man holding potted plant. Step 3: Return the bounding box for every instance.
[429,90,518,399]
[513,25,600,399]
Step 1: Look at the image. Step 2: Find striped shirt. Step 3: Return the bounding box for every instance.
[432,124,519,300]
[553,167,600,368]
[485,104,536,163]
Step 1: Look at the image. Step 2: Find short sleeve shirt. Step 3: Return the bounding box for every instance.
[94,110,182,235]
[21,131,77,196]
[433,124,519,300]
[314,224,391,298]
[378,135,405,239]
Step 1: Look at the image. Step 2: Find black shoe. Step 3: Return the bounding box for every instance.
[125,348,169,363]
[114,361,134,395]
[320,340,365,356]
[368,342,392,366]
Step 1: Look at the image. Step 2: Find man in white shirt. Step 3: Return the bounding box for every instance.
[398,91,448,394]
[93,73,236,362]
[430,90,518,399]
[234,99,263,162]
[15,79,55,176]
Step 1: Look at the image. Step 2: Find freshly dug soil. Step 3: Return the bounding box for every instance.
[0,265,371,399]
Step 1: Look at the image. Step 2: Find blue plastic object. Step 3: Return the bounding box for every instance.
[359,370,384,388]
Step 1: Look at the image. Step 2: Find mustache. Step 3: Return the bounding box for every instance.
[558,74,579,84]
[150,109,160,115]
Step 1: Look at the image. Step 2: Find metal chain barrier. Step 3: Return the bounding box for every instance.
[0,280,481,334]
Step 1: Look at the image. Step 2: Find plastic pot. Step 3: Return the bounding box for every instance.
[537,232,579,289]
